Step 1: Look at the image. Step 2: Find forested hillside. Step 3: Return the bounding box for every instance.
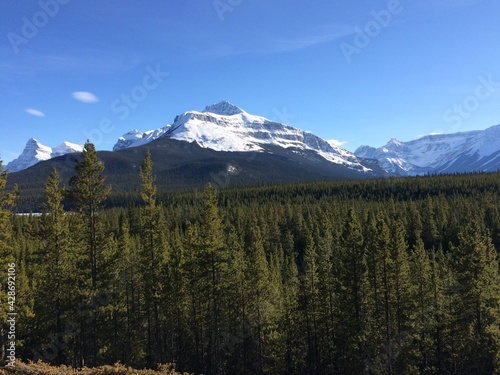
[1,143,499,374]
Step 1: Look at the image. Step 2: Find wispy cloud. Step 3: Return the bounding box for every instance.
[72,91,99,103]
[25,108,46,117]
[417,132,443,139]
[201,24,354,58]
[268,24,354,53]
[327,139,348,147]
[418,0,483,9]
[0,48,144,80]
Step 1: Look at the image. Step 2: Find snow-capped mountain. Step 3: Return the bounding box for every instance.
[354,124,500,176]
[11,102,500,178]
[114,101,372,173]
[6,139,83,173]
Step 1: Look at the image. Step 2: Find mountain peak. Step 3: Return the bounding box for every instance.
[203,101,244,116]
[26,138,44,147]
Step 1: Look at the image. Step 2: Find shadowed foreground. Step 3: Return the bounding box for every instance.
[0,361,190,375]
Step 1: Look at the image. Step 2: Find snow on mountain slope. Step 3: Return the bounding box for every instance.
[6,138,83,173]
[114,101,372,173]
[52,141,84,157]
[113,126,171,151]
[354,124,500,175]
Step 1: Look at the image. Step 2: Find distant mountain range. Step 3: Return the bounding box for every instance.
[355,124,500,176]
[7,101,375,175]
[5,101,500,180]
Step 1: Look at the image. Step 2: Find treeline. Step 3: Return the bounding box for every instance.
[1,143,500,374]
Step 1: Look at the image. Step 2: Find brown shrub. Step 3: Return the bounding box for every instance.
[0,360,190,375]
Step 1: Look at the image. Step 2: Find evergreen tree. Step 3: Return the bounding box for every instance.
[315,221,336,374]
[224,225,251,374]
[301,233,320,374]
[336,208,369,374]
[281,252,303,374]
[69,141,111,366]
[246,217,272,374]
[365,214,391,374]
[138,149,167,366]
[410,238,435,374]
[449,221,500,373]
[33,169,70,365]
[388,219,414,374]
[199,183,228,374]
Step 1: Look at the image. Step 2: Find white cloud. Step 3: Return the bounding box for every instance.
[327,139,348,147]
[25,108,46,117]
[72,91,99,103]
[417,132,442,138]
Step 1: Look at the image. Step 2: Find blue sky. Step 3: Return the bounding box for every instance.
[1,0,500,164]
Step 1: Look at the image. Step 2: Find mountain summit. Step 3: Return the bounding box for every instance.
[203,100,244,116]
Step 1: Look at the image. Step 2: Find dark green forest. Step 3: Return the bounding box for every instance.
[1,143,500,374]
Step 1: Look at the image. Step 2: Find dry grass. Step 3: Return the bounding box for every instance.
[0,361,191,375]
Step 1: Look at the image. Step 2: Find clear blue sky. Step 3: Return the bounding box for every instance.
[1,0,500,164]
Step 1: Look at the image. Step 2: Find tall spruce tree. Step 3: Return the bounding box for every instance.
[138,148,167,366]
[34,169,70,365]
[388,219,415,374]
[410,238,435,374]
[301,232,320,374]
[449,221,500,373]
[337,208,369,374]
[246,217,272,374]
[69,141,111,366]
[198,183,228,374]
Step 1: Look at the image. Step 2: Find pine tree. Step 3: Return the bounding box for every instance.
[281,252,303,374]
[315,220,336,374]
[336,208,369,374]
[199,183,228,374]
[388,219,414,374]
[69,141,111,366]
[182,223,205,374]
[410,238,435,374]
[448,221,500,373]
[365,214,392,374]
[301,232,320,374]
[34,169,71,365]
[138,149,167,366]
[246,217,271,374]
[224,225,251,374]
